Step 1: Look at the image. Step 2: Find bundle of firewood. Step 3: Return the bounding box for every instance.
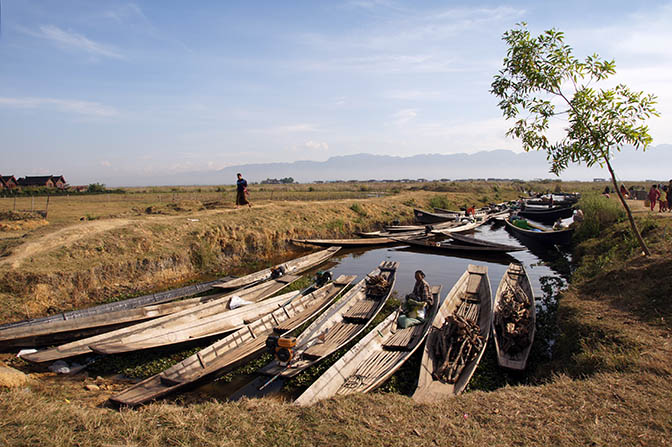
[432,309,484,383]
[365,274,389,298]
[495,286,532,354]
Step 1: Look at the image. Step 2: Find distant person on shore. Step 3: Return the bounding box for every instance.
[620,184,629,199]
[602,186,610,198]
[648,184,660,212]
[660,185,668,212]
[668,180,672,211]
[235,173,252,209]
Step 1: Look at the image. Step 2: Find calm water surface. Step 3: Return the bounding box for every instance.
[192,220,570,401]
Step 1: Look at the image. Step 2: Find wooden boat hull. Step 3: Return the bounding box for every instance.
[447,232,525,251]
[22,275,301,363]
[213,247,340,290]
[493,263,535,370]
[519,206,574,223]
[259,261,399,379]
[295,286,442,407]
[396,237,523,254]
[414,208,458,224]
[504,218,573,246]
[0,292,239,350]
[109,275,356,407]
[290,237,411,247]
[412,265,492,403]
[0,277,234,346]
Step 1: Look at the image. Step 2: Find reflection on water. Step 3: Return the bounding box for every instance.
[326,222,570,300]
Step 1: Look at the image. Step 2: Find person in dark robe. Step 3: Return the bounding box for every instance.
[235,173,251,208]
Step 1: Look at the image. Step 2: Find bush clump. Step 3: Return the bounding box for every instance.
[573,194,625,242]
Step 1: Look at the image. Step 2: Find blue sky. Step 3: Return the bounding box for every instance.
[1,0,670,184]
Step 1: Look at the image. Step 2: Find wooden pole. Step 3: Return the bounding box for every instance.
[45,195,50,218]
[13,195,16,211]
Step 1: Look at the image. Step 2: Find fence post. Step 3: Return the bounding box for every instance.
[13,195,16,211]
[45,195,50,219]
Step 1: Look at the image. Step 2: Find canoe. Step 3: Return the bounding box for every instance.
[290,236,418,248]
[258,261,398,380]
[414,208,460,224]
[294,285,441,406]
[447,233,525,251]
[90,285,304,355]
[386,218,487,234]
[109,275,356,407]
[504,217,573,246]
[412,265,492,403]
[493,263,535,370]
[518,205,574,223]
[0,276,234,336]
[0,293,233,350]
[22,275,301,363]
[355,230,426,238]
[396,237,523,254]
[213,247,340,290]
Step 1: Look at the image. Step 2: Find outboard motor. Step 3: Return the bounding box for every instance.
[265,335,297,363]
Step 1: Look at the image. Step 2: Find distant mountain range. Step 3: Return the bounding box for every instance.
[102,145,672,186]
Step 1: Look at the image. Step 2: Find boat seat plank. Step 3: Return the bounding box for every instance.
[342,299,378,322]
[382,324,425,351]
[302,322,360,359]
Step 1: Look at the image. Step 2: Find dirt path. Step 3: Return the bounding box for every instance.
[0,204,275,269]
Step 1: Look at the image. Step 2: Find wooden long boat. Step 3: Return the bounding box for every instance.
[294,285,441,407]
[412,265,492,403]
[0,293,233,350]
[0,276,233,334]
[504,217,573,246]
[447,232,525,251]
[213,247,340,290]
[518,205,574,223]
[290,235,417,248]
[386,218,488,234]
[258,261,398,380]
[414,208,459,224]
[90,287,305,355]
[22,275,301,363]
[493,263,535,371]
[109,275,356,407]
[396,237,523,254]
[356,231,422,238]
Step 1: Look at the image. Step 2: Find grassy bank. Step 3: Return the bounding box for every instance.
[1,185,671,446]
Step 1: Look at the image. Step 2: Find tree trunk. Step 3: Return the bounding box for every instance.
[604,156,651,256]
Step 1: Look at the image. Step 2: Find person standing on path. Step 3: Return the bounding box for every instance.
[235,173,252,208]
[648,184,660,212]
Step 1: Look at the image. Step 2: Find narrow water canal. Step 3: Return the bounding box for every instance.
[192,220,571,402]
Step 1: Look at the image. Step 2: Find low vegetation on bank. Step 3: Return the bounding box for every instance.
[1,184,670,446]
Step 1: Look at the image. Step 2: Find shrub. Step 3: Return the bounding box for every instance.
[428,195,452,210]
[350,203,367,216]
[573,194,625,242]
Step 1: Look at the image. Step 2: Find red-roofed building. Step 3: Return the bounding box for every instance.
[0,175,18,189]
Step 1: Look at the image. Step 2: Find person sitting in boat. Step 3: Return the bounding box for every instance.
[398,270,433,329]
[552,219,566,230]
[466,205,476,216]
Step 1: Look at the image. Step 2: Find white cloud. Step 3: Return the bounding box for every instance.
[0,97,118,117]
[304,140,329,151]
[100,160,112,167]
[20,25,125,60]
[390,109,418,126]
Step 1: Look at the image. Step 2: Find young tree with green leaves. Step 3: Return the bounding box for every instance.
[491,23,659,255]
